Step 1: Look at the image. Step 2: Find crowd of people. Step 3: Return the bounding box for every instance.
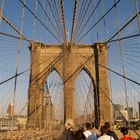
[54,121,137,140]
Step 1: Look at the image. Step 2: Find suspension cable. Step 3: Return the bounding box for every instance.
[0,0,5,24]
[37,0,63,43]
[72,0,85,42]
[13,0,26,116]
[97,82,140,138]
[73,0,88,40]
[47,0,64,42]
[60,0,67,42]
[75,0,102,42]
[107,10,140,43]
[18,0,61,43]
[134,0,140,31]
[0,32,24,40]
[114,0,130,124]
[0,14,29,41]
[71,0,78,43]
[76,0,121,43]
[0,69,30,85]
[52,0,65,40]
[74,0,93,41]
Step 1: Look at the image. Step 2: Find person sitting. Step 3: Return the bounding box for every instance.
[104,122,118,140]
[83,123,97,140]
[120,127,134,140]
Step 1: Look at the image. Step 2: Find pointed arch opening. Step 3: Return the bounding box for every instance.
[74,68,96,127]
[43,69,64,128]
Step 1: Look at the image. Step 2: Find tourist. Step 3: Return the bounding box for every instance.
[120,127,134,140]
[104,122,118,140]
[64,119,76,140]
[83,122,97,140]
[76,127,86,140]
[98,125,115,140]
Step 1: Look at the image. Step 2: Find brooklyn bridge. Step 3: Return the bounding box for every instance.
[0,0,140,139]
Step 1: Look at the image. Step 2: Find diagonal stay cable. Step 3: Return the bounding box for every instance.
[108,33,140,43]
[74,0,88,37]
[76,0,121,43]
[0,50,58,86]
[73,0,85,39]
[46,0,64,41]
[0,32,24,40]
[0,69,30,85]
[71,0,78,43]
[76,51,140,86]
[99,64,140,86]
[18,0,61,43]
[52,0,65,40]
[60,0,67,42]
[0,14,29,42]
[75,0,102,42]
[97,82,140,138]
[38,0,63,42]
[107,10,140,43]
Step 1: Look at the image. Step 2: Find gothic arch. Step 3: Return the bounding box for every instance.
[28,43,111,129]
[42,67,63,87]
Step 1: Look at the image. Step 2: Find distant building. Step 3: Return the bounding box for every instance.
[113,104,127,121]
[15,116,27,130]
[126,107,135,119]
[0,117,18,131]
[7,102,14,117]
[0,116,27,131]
[42,91,54,130]
[113,104,138,124]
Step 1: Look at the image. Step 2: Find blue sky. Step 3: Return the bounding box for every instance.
[0,0,140,119]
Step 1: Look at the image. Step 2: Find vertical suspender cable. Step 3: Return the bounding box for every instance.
[71,0,78,43]
[73,0,85,42]
[60,0,67,43]
[93,0,99,41]
[13,0,26,116]
[12,0,26,131]
[47,0,63,42]
[0,0,5,24]
[114,0,130,125]
[40,0,45,42]
[134,0,140,32]
[52,0,64,41]
[74,0,92,42]
[32,0,38,40]
[32,0,38,129]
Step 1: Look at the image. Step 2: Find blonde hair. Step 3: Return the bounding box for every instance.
[65,119,74,129]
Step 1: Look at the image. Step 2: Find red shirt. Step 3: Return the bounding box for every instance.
[121,136,135,140]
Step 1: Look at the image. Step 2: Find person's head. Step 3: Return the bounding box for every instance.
[120,127,128,136]
[104,122,110,130]
[85,122,91,130]
[100,125,107,135]
[65,119,74,130]
[80,126,84,131]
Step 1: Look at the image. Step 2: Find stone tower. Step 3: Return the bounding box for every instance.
[27,42,111,129]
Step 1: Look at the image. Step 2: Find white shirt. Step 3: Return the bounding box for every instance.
[83,130,93,138]
[98,134,114,140]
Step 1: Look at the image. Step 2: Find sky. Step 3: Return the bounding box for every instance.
[0,0,140,120]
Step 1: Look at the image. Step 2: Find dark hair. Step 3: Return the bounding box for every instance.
[120,127,128,135]
[85,123,91,129]
[100,125,106,135]
[104,122,110,129]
